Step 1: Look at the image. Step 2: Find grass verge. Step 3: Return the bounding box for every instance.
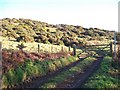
[2,56,78,88]
[82,56,120,89]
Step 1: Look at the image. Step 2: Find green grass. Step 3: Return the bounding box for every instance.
[2,56,77,88]
[40,56,96,88]
[82,56,120,88]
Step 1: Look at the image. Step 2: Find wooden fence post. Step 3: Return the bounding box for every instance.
[110,43,112,56]
[114,32,117,60]
[38,44,40,53]
[0,42,1,52]
[73,44,76,56]
[61,46,64,52]
[0,42,1,61]
[68,46,70,52]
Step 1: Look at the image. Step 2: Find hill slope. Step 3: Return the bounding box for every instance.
[1,18,114,46]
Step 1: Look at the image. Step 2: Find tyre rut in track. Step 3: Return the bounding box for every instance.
[14,57,88,88]
[56,56,104,88]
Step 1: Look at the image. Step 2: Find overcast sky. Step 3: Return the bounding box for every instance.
[0,0,119,31]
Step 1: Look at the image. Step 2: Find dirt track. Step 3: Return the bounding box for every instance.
[13,57,87,88]
[57,56,103,88]
[11,56,103,89]
[7,44,107,89]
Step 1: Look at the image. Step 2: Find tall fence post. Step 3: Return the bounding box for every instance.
[73,44,76,56]
[110,42,112,56]
[114,32,117,60]
[38,44,40,53]
[68,46,70,52]
[0,42,1,61]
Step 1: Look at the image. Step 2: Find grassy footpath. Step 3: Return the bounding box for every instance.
[39,56,96,88]
[2,56,78,88]
[82,56,120,88]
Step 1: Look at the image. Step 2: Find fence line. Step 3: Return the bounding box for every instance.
[2,41,73,53]
[3,40,115,56]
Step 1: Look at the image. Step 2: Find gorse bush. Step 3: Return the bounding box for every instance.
[1,18,113,46]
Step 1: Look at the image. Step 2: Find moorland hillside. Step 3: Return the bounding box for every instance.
[1,18,114,46]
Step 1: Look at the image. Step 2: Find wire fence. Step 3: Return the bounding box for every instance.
[2,41,74,53]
